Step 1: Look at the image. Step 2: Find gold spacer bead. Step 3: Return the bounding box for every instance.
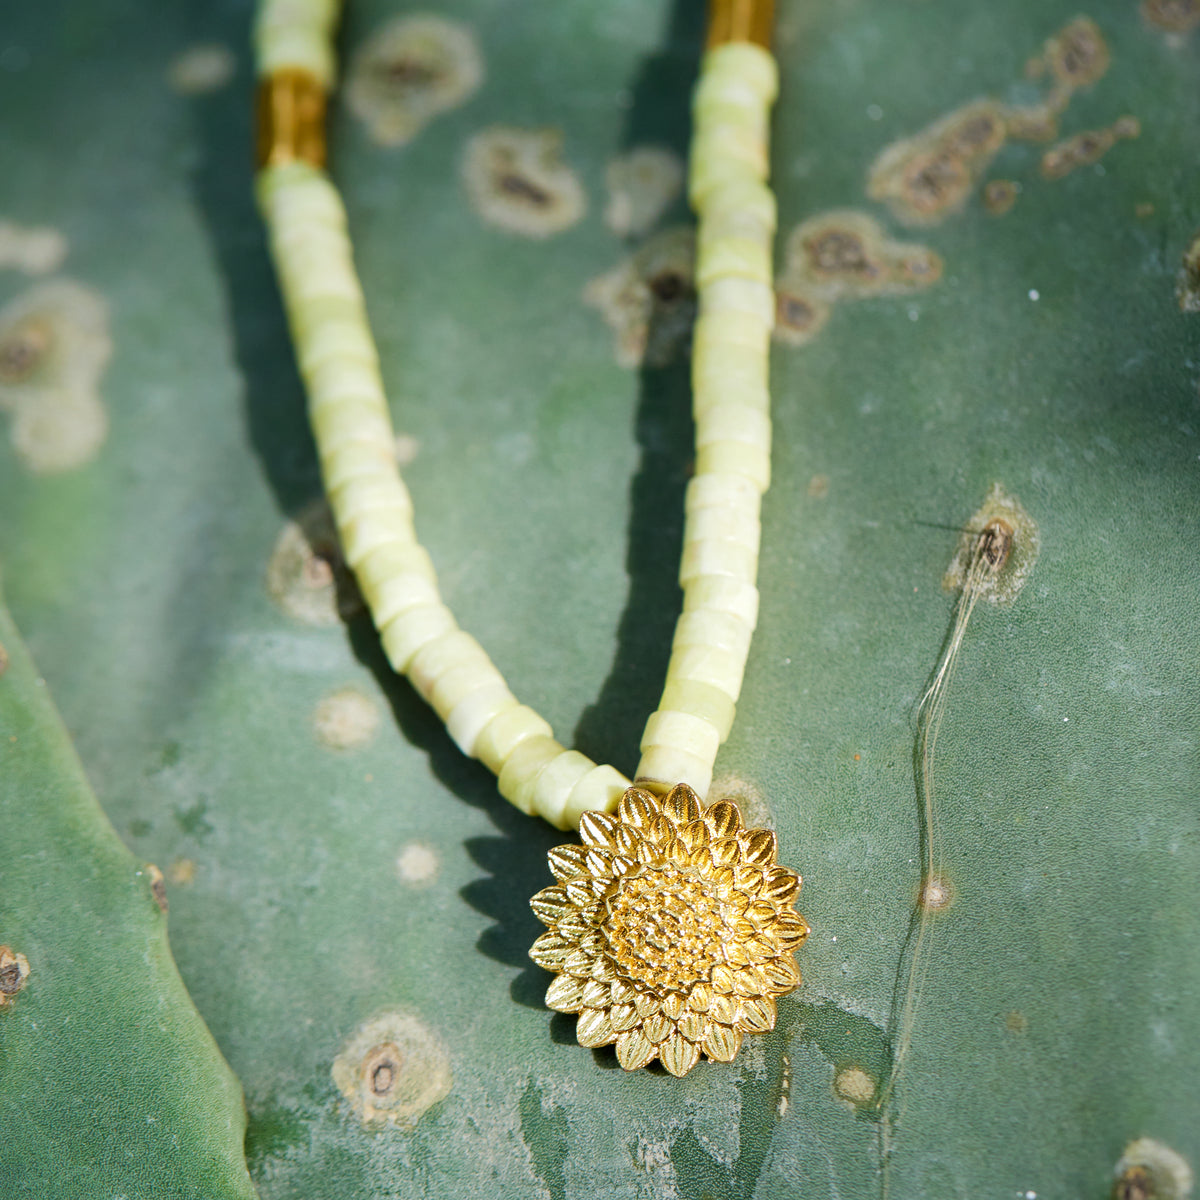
[706,0,774,48]
[256,68,328,170]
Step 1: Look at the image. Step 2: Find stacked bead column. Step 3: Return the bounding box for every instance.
[254,0,629,830]
[635,32,779,800]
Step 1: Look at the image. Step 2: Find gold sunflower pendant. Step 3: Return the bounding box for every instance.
[528,783,809,1077]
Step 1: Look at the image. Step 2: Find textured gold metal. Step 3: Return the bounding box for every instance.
[707,0,775,48]
[529,783,808,1076]
[256,69,328,169]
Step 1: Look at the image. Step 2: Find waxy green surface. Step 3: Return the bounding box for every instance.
[1,0,1197,1196]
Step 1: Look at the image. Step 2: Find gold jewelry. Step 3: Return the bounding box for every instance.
[253,0,807,1074]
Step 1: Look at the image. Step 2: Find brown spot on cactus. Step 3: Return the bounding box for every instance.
[1142,0,1200,32]
[0,280,111,473]
[1042,17,1111,90]
[1113,1139,1194,1200]
[0,946,30,1007]
[584,227,696,367]
[145,865,168,913]
[942,484,1040,605]
[774,211,941,345]
[463,127,586,238]
[168,858,196,886]
[868,100,1010,225]
[346,15,483,147]
[1178,230,1200,312]
[773,289,830,346]
[917,873,955,912]
[983,179,1019,215]
[833,1066,877,1106]
[604,146,684,238]
[266,500,363,626]
[313,686,380,750]
[331,1010,452,1128]
[1040,117,1140,180]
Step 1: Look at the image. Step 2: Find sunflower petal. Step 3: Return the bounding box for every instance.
[545,973,587,1012]
[617,788,658,828]
[579,809,618,849]
[709,993,739,1025]
[660,1030,701,1077]
[565,879,595,907]
[616,1027,657,1070]
[677,1010,706,1041]
[548,844,590,881]
[761,867,801,904]
[665,837,690,868]
[711,964,737,993]
[663,784,702,826]
[704,800,742,839]
[529,931,573,970]
[734,966,769,996]
[609,1003,640,1032]
[611,854,637,876]
[661,991,685,1019]
[679,819,708,851]
[723,940,751,968]
[762,954,801,992]
[581,978,611,1008]
[710,838,740,868]
[645,814,675,848]
[773,912,810,950]
[615,825,641,856]
[746,900,777,926]
[733,865,764,894]
[576,1007,617,1047]
[610,978,638,1005]
[687,981,713,1012]
[703,1022,743,1062]
[562,948,596,977]
[742,828,777,867]
[738,996,776,1033]
[583,846,614,878]
[642,1012,672,1043]
[635,991,660,1019]
[591,954,618,982]
[530,886,574,926]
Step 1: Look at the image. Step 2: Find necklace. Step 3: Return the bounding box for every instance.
[253,0,807,1077]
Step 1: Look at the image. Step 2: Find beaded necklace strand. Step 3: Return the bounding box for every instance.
[254,0,809,1076]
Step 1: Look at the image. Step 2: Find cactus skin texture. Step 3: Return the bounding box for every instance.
[0,597,257,1198]
[0,0,1198,1198]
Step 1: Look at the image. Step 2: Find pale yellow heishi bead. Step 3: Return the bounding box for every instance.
[561,764,628,828]
[527,750,596,829]
[474,706,555,777]
[636,39,778,794]
[378,602,457,673]
[637,745,714,800]
[444,684,520,758]
[640,710,722,763]
[258,7,779,825]
[498,737,568,815]
[672,610,754,660]
[699,276,777,325]
[683,505,761,555]
[659,679,736,740]
[255,0,342,86]
[407,630,490,702]
[683,575,760,628]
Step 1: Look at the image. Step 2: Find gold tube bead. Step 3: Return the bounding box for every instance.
[256,68,328,169]
[706,0,774,48]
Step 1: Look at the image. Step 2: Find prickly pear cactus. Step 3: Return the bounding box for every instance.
[1,0,1198,1197]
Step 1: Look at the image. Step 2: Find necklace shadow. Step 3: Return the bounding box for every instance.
[182,0,708,1050]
